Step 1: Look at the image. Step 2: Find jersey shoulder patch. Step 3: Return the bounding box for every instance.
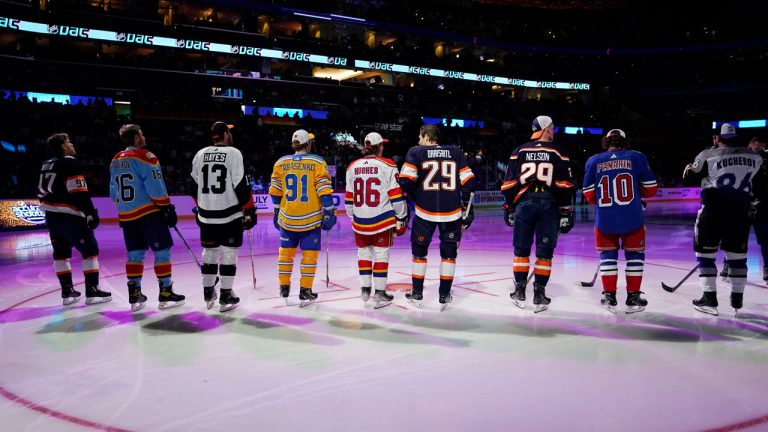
[375,157,397,167]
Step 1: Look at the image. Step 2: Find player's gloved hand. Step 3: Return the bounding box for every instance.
[159,204,177,228]
[395,216,408,236]
[321,208,337,231]
[641,200,648,212]
[85,208,100,230]
[461,201,474,230]
[558,207,574,234]
[242,207,257,230]
[503,203,515,227]
[273,208,280,231]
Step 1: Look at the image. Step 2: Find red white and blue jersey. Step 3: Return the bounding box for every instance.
[109,147,171,223]
[345,156,407,234]
[399,144,475,222]
[583,150,657,234]
[501,140,574,207]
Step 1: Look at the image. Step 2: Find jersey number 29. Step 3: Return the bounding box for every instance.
[421,160,456,191]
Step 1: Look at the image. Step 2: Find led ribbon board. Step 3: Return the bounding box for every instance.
[0,16,590,91]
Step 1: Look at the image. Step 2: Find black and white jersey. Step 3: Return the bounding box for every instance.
[190,145,253,224]
[37,156,95,217]
[685,147,763,204]
[399,144,475,222]
[500,140,574,208]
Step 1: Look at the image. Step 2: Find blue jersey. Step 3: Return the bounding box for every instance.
[583,150,657,234]
[109,147,171,223]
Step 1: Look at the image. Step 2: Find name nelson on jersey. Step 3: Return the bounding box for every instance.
[525,152,551,161]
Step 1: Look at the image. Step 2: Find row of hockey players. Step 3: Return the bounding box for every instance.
[37,118,767,315]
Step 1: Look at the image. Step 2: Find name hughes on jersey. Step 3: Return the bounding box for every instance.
[714,156,758,170]
[597,159,632,172]
[279,162,317,172]
[354,166,379,175]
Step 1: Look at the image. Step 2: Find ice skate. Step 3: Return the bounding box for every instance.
[600,291,617,314]
[219,289,240,312]
[439,294,452,312]
[158,282,185,310]
[361,286,371,302]
[625,291,647,314]
[405,291,423,308]
[373,290,393,309]
[532,284,551,314]
[692,291,718,316]
[128,281,147,312]
[509,281,527,309]
[298,288,318,308]
[279,285,290,305]
[85,284,112,305]
[61,285,81,306]
[730,292,743,314]
[203,286,217,310]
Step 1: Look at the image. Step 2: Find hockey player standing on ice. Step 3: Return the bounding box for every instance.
[190,122,256,312]
[345,132,408,309]
[683,123,763,315]
[269,129,336,307]
[501,115,574,313]
[399,125,476,310]
[39,133,111,306]
[582,129,657,313]
[110,124,184,312]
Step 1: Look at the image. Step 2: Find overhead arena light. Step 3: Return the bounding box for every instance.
[312,67,363,81]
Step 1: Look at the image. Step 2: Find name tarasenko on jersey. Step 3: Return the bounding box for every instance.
[279,161,317,172]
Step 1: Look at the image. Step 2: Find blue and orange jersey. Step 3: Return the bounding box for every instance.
[399,144,475,222]
[345,156,407,234]
[109,147,171,223]
[501,140,574,207]
[269,153,333,232]
[583,149,657,234]
[37,156,96,217]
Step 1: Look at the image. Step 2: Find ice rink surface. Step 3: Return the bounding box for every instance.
[1,202,767,432]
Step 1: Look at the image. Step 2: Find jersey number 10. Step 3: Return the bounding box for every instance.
[598,173,634,207]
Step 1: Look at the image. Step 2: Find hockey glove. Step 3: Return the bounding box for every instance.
[321,208,337,231]
[395,216,408,236]
[159,204,177,228]
[558,207,574,234]
[242,207,257,230]
[461,201,475,231]
[85,208,100,230]
[503,203,515,227]
[273,208,281,231]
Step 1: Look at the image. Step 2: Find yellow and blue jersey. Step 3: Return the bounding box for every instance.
[269,153,333,232]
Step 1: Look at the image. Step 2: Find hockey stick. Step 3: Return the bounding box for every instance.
[458,192,475,250]
[173,225,219,287]
[247,229,257,289]
[661,265,698,292]
[325,228,331,288]
[579,265,600,287]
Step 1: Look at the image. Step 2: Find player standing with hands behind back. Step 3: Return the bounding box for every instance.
[399,125,476,311]
[582,129,657,313]
[683,123,762,315]
[190,122,256,312]
[501,115,574,313]
[345,132,408,309]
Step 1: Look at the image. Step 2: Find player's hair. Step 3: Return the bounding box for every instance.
[362,140,381,156]
[47,133,69,157]
[419,125,440,142]
[750,135,767,144]
[602,134,629,151]
[119,124,142,145]
[292,140,309,151]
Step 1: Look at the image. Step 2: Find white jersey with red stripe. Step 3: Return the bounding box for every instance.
[345,156,407,234]
[399,144,475,222]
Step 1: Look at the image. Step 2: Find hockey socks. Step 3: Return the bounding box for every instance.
[411,257,427,294]
[625,251,644,292]
[299,250,319,289]
[439,258,456,297]
[54,258,73,288]
[599,250,618,293]
[533,258,552,287]
[358,246,373,289]
[126,249,146,288]
[278,247,297,287]
[696,252,717,292]
[153,248,172,288]
[724,252,747,294]
[513,256,530,284]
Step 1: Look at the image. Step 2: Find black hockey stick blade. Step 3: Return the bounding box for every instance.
[661,266,698,293]
[579,265,600,287]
